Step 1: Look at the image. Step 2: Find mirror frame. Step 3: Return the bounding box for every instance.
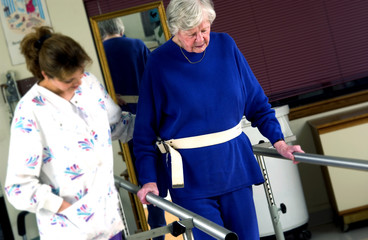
[89,1,171,233]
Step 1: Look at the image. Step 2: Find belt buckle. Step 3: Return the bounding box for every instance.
[156,139,170,154]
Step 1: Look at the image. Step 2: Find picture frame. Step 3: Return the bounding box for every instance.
[0,0,52,65]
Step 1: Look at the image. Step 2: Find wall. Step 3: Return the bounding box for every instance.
[0,0,132,239]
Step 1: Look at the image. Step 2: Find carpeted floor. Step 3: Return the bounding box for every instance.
[144,208,183,240]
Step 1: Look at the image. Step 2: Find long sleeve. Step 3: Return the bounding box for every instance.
[92,77,135,143]
[111,111,135,143]
[5,102,64,213]
[133,64,160,185]
[233,44,284,144]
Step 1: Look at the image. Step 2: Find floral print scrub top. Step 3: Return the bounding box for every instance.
[5,72,134,239]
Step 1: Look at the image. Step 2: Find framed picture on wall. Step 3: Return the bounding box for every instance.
[0,0,52,65]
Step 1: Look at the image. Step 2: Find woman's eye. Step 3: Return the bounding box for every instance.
[65,79,74,84]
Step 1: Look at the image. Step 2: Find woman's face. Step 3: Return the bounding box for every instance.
[41,69,84,99]
[175,19,211,53]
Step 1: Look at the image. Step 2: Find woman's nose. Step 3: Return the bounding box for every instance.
[195,32,204,42]
[74,75,83,87]
[77,78,82,86]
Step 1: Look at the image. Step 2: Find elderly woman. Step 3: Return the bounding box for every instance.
[133,0,304,239]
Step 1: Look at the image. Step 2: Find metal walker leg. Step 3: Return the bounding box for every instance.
[256,154,286,240]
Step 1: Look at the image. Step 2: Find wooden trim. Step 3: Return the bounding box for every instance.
[339,204,368,216]
[121,142,149,232]
[342,207,368,226]
[308,106,368,134]
[289,90,368,120]
[317,117,368,135]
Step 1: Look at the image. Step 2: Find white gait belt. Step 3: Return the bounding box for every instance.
[156,121,242,188]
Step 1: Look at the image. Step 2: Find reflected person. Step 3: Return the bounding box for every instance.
[99,18,166,240]
[98,18,150,114]
[133,0,305,239]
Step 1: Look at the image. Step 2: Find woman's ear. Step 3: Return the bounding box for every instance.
[41,71,47,80]
[41,71,50,81]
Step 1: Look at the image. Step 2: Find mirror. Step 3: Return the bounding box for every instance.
[89,1,171,233]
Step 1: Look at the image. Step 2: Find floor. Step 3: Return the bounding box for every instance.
[307,221,368,240]
[147,211,183,240]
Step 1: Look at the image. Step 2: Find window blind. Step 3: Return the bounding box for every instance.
[84,0,368,104]
[83,0,157,16]
[212,1,368,103]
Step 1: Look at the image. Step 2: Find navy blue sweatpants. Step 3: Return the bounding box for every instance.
[172,186,259,240]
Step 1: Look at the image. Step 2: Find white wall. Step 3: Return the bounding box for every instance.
[0,0,131,239]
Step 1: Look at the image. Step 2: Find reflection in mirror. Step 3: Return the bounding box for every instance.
[90,1,170,103]
[98,17,150,115]
[89,1,171,234]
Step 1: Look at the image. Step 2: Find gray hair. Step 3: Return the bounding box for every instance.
[98,18,125,40]
[166,0,216,35]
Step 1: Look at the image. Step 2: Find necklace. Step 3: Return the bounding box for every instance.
[180,47,206,64]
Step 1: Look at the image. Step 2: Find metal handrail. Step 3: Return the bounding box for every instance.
[116,147,368,240]
[252,145,368,240]
[114,176,238,240]
[253,146,368,171]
